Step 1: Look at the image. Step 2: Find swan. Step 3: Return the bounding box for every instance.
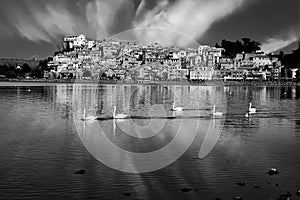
[248,102,256,113]
[113,106,128,119]
[245,103,256,117]
[82,108,97,120]
[212,104,223,117]
[172,101,183,112]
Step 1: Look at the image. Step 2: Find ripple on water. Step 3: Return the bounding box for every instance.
[0,84,300,199]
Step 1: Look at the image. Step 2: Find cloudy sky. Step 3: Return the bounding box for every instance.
[0,0,298,58]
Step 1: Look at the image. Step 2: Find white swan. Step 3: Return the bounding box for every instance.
[248,102,256,113]
[82,108,97,120]
[113,106,128,119]
[245,103,256,117]
[212,104,223,117]
[172,101,183,112]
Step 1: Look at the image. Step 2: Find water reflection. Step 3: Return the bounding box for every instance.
[72,84,226,173]
[0,82,300,199]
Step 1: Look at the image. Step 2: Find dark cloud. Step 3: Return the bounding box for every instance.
[201,0,299,44]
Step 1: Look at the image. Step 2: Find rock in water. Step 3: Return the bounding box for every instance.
[278,191,292,200]
[123,193,131,196]
[233,197,243,200]
[296,190,300,196]
[180,188,193,192]
[237,182,246,187]
[74,169,86,174]
[268,168,279,176]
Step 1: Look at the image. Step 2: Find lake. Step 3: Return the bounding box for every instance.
[0,82,300,199]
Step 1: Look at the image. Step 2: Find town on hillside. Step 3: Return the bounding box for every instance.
[1,34,299,83]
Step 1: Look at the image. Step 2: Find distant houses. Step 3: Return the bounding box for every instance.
[34,33,296,82]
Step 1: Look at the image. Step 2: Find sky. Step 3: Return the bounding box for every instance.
[0,0,298,58]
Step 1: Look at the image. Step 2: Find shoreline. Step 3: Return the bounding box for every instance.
[0,78,299,86]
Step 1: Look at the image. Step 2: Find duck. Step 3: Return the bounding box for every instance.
[82,108,97,120]
[171,101,183,112]
[113,106,128,119]
[212,104,223,117]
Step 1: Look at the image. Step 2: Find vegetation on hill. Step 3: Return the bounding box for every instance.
[281,44,300,69]
[215,38,261,58]
[0,63,31,78]
[0,57,52,79]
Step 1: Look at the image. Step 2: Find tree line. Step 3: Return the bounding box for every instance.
[215,37,300,69]
[215,38,261,58]
[0,57,52,79]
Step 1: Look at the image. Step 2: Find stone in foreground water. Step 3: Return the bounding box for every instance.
[237,182,246,187]
[278,191,292,200]
[74,169,86,174]
[233,196,243,200]
[123,192,131,196]
[180,188,193,192]
[268,168,279,176]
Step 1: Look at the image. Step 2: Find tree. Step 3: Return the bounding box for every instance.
[0,64,9,76]
[0,64,18,78]
[219,38,261,58]
[38,57,52,71]
[22,63,31,74]
[82,70,92,77]
[31,68,43,78]
[6,70,17,78]
[278,51,284,60]
[214,43,221,48]
[68,73,74,79]
[281,46,300,69]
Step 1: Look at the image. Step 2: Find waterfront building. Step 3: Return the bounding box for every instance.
[167,64,188,80]
[291,68,299,79]
[214,69,244,81]
[189,64,215,81]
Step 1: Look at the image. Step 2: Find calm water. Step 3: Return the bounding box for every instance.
[0,82,300,200]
